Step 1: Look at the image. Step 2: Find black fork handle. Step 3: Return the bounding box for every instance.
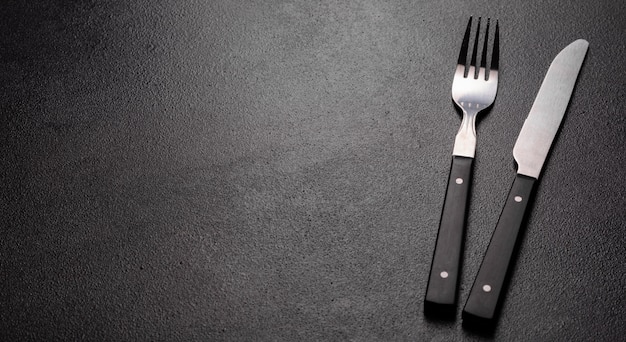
[425,156,473,316]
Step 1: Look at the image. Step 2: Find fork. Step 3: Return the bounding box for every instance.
[424,17,499,316]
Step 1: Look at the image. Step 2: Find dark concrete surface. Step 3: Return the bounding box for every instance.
[1,0,624,341]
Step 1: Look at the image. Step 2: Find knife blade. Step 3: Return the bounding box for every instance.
[462,39,589,327]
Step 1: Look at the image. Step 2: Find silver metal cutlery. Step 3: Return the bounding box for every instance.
[462,39,589,326]
[424,17,589,326]
[425,17,500,315]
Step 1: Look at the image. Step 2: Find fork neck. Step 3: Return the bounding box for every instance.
[453,108,479,158]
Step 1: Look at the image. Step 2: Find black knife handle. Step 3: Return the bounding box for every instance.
[462,174,536,326]
[424,156,473,316]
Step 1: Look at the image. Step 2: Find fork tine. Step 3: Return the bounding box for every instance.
[480,18,491,72]
[470,17,481,78]
[457,17,473,69]
[491,20,500,72]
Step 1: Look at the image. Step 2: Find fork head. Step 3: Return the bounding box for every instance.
[451,17,499,113]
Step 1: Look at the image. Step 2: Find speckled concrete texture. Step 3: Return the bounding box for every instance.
[1,0,624,341]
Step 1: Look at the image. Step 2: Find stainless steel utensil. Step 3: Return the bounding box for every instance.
[462,39,589,326]
[425,17,500,315]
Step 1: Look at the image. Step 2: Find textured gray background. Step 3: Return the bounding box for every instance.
[1,0,624,341]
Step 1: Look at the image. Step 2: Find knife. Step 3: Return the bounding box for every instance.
[462,39,589,326]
